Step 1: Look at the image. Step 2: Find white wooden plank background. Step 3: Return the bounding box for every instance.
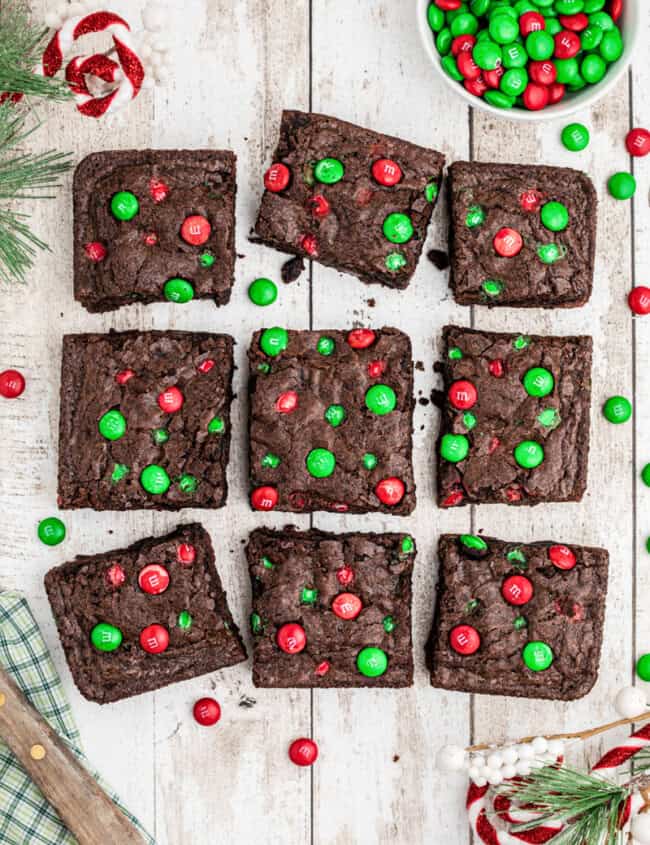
[0,2,647,842]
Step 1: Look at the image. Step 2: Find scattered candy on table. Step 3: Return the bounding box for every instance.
[629,286,650,316]
[642,463,650,488]
[37,517,66,546]
[248,277,278,306]
[426,0,626,112]
[193,697,221,727]
[561,121,590,151]
[626,127,650,157]
[602,394,632,424]
[637,654,650,683]
[288,738,319,767]
[0,368,25,399]
[608,171,636,200]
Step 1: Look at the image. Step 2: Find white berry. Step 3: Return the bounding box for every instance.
[615,686,647,720]
[470,755,486,770]
[547,739,565,758]
[502,764,517,780]
[532,737,548,755]
[501,746,519,765]
[486,752,503,770]
[517,743,535,761]
[515,761,531,776]
[435,745,466,772]
[631,814,650,844]
[487,770,503,786]
[142,5,166,32]
[468,766,481,780]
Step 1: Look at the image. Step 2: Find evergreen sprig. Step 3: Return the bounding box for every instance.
[0,103,72,284]
[496,765,630,845]
[0,0,71,101]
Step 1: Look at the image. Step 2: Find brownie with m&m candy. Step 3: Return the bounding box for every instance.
[44,524,247,704]
[436,325,592,508]
[253,110,445,289]
[74,150,236,312]
[448,161,597,308]
[58,330,233,510]
[248,327,415,515]
[427,534,608,701]
[246,528,415,688]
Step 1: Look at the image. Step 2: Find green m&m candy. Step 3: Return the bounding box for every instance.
[383,616,396,633]
[466,205,485,228]
[451,12,479,37]
[440,433,469,463]
[441,54,464,81]
[262,452,281,468]
[526,30,555,61]
[325,404,346,427]
[522,641,554,672]
[581,24,603,50]
[436,27,452,55]
[642,464,650,487]
[459,534,489,558]
[365,384,397,415]
[561,123,590,151]
[401,535,415,554]
[357,646,388,678]
[260,327,288,357]
[317,336,335,356]
[484,90,515,109]
[600,28,623,62]
[152,428,169,445]
[199,252,215,267]
[248,277,278,306]
[514,440,545,469]
[473,39,502,70]
[608,172,636,200]
[110,191,139,221]
[383,213,414,244]
[178,610,193,630]
[637,654,650,682]
[140,464,171,494]
[111,463,129,482]
[584,0,606,11]
[581,53,607,84]
[385,252,407,272]
[501,68,528,97]
[363,452,378,470]
[164,278,194,303]
[314,157,344,184]
[482,279,504,297]
[463,412,477,430]
[38,517,66,546]
[425,181,439,202]
[427,2,445,31]
[178,474,198,493]
[555,57,581,86]
[98,409,126,441]
[537,244,565,264]
[523,367,554,398]
[208,416,225,434]
[603,395,632,424]
[300,586,318,605]
[306,448,335,478]
[448,347,463,360]
[91,623,123,653]
[538,408,560,429]
[489,13,518,44]
[502,43,528,70]
[541,201,569,232]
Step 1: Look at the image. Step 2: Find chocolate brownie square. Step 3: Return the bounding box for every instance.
[74,150,236,312]
[427,534,608,701]
[58,330,233,511]
[247,528,415,688]
[44,524,247,704]
[449,161,597,308]
[436,326,592,508]
[248,327,415,515]
[254,110,445,289]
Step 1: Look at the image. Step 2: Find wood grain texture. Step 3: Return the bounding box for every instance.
[0,1,646,843]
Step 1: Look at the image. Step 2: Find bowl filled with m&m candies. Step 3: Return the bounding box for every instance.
[417,0,640,120]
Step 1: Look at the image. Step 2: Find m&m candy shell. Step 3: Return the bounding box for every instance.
[84,241,107,262]
[561,122,590,151]
[248,277,278,306]
[356,647,388,677]
[91,623,122,652]
[637,654,650,683]
[375,477,405,506]
[277,623,307,654]
[158,386,184,413]
[332,593,363,620]
[0,369,25,399]
[140,624,170,654]
[603,395,632,424]
[177,543,196,565]
[365,384,397,415]
[111,191,139,221]
[449,624,480,656]
[193,697,221,727]
[264,163,290,192]
[629,287,650,316]
[251,486,278,511]
[522,641,554,672]
[38,517,66,546]
[549,545,577,571]
[138,564,170,595]
[448,380,477,410]
[502,575,534,606]
[289,738,319,767]
[493,227,523,257]
[140,465,171,495]
[180,215,211,246]
[347,328,376,349]
[164,278,194,303]
[372,159,402,186]
[608,172,636,200]
[275,391,298,414]
[260,327,289,357]
[626,128,650,158]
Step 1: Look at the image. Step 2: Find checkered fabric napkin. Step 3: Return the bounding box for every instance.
[0,591,155,845]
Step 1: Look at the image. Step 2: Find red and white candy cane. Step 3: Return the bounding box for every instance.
[467,722,650,844]
[42,11,144,118]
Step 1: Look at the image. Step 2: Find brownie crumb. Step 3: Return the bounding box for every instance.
[427,249,450,271]
[239,695,257,709]
[367,298,376,307]
[393,755,400,763]
[281,256,305,284]
[415,361,424,371]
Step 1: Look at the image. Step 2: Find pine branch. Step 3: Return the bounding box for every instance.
[497,765,630,845]
[0,0,71,101]
[0,103,72,283]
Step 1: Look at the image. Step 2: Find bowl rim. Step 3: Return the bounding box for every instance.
[416,0,640,122]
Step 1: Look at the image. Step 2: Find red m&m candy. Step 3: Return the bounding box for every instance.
[629,286,650,316]
[193,697,221,727]
[449,624,480,656]
[375,477,405,506]
[483,66,504,89]
[336,566,354,586]
[610,0,623,21]
[310,194,331,218]
[277,623,306,654]
[554,30,580,60]
[143,232,158,246]
[289,738,318,767]
[314,661,330,677]
[264,163,290,192]
[547,83,566,105]
[465,76,488,97]
[368,360,386,378]
[158,386,184,413]
[372,159,402,187]
[197,359,215,374]
[251,486,278,511]
[181,215,211,246]
[559,13,588,31]
[115,369,135,385]
[448,380,477,410]
[434,0,461,8]
[529,61,556,86]
[0,369,25,399]
[493,227,523,257]
[519,11,545,35]
[177,543,196,565]
[348,328,376,349]
[501,575,534,606]
[140,624,169,654]
[457,51,481,81]
[488,359,504,378]
[275,391,298,413]
[451,34,476,57]
[149,178,169,203]
[332,593,362,620]
[106,564,126,588]
[549,545,576,571]
[84,241,107,262]
[626,128,650,158]
[300,233,318,256]
[138,564,170,595]
[523,83,549,112]
[520,189,544,212]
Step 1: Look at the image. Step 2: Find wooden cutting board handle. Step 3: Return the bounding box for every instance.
[0,665,146,844]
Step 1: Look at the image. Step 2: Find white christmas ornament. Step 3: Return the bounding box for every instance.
[501,746,519,765]
[469,754,486,770]
[435,745,466,772]
[516,742,535,761]
[515,761,531,776]
[486,752,503,770]
[615,686,647,719]
[532,736,548,755]
[631,813,650,845]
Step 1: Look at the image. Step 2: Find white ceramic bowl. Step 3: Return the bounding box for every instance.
[416,0,640,121]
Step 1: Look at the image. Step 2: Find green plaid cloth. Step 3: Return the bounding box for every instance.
[0,591,155,845]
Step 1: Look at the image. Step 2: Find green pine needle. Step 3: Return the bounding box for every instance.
[0,103,72,284]
[0,1,71,101]
[497,764,630,845]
